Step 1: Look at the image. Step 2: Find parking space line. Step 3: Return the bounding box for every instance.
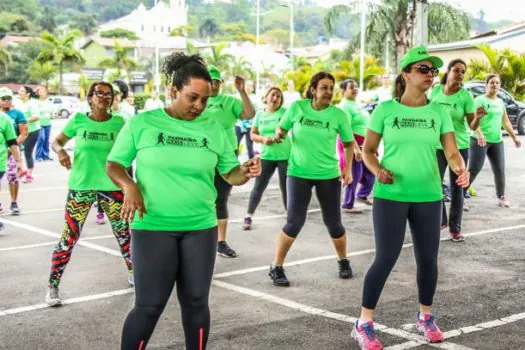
[214,224,525,279]
[229,209,321,223]
[0,288,134,317]
[0,218,123,257]
[0,241,57,252]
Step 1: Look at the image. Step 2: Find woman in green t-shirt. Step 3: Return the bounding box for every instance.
[269,72,355,287]
[468,74,522,208]
[352,47,470,349]
[45,82,133,307]
[106,53,260,350]
[17,86,40,183]
[199,65,256,259]
[429,59,486,242]
[242,87,290,230]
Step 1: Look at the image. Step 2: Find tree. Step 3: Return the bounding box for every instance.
[27,61,57,90]
[0,45,12,75]
[40,6,57,33]
[70,13,98,36]
[100,28,140,40]
[0,0,39,21]
[97,40,139,80]
[0,13,31,33]
[325,0,470,70]
[199,19,221,39]
[36,30,85,94]
[229,57,254,81]
[170,25,194,37]
[204,43,234,74]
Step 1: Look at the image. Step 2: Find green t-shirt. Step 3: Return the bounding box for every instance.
[369,99,454,202]
[253,108,291,161]
[471,95,505,143]
[0,112,17,172]
[36,99,54,127]
[18,99,41,133]
[338,99,369,137]
[280,99,354,180]
[200,94,243,151]
[107,109,240,231]
[430,85,475,150]
[62,113,125,191]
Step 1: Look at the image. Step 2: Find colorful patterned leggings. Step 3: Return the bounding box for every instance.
[49,190,132,286]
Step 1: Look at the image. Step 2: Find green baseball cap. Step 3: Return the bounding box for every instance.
[208,65,222,81]
[0,87,14,98]
[400,46,443,71]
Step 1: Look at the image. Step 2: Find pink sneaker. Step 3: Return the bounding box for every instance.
[498,196,510,208]
[416,313,444,343]
[23,173,34,183]
[351,320,384,350]
[96,212,106,225]
[449,232,465,242]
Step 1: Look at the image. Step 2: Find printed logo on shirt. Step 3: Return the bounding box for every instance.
[435,101,459,111]
[206,103,225,110]
[392,117,437,131]
[299,117,331,131]
[156,132,209,149]
[81,131,115,141]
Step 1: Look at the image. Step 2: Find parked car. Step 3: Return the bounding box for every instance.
[47,95,81,119]
[464,81,525,135]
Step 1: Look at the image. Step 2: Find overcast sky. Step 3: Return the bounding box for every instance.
[316,0,525,22]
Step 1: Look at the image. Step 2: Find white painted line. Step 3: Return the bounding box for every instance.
[0,241,57,252]
[229,209,321,224]
[82,235,115,241]
[385,341,423,350]
[0,288,134,317]
[10,208,64,215]
[0,186,67,194]
[0,218,122,258]
[213,224,525,279]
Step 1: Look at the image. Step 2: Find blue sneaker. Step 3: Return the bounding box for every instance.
[10,202,20,215]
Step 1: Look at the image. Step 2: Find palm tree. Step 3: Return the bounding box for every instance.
[204,43,234,73]
[0,44,12,75]
[36,30,85,94]
[229,57,254,80]
[27,61,57,89]
[199,19,220,40]
[325,0,470,70]
[98,40,139,80]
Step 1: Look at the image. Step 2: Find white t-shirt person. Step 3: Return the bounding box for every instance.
[282,80,301,108]
[144,91,165,111]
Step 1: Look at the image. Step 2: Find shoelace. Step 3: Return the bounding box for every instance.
[363,323,377,341]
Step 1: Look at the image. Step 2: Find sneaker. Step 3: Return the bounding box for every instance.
[0,203,3,212]
[128,271,134,286]
[96,212,106,225]
[449,232,465,242]
[0,222,4,231]
[242,217,252,230]
[440,224,448,231]
[217,241,237,258]
[45,286,62,307]
[342,207,363,214]
[22,174,34,183]
[356,197,373,206]
[498,196,511,208]
[468,186,477,197]
[463,205,470,212]
[338,258,353,279]
[351,320,384,350]
[10,202,20,215]
[416,313,444,343]
[269,265,290,287]
[463,190,471,199]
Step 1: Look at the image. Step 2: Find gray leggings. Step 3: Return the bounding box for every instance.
[362,198,441,309]
[468,137,505,198]
[247,159,287,214]
[121,228,217,350]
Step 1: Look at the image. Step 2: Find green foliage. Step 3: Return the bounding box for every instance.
[133,93,166,110]
[69,13,98,36]
[0,45,12,75]
[170,25,194,37]
[0,12,31,33]
[204,43,234,75]
[100,28,139,40]
[27,61,57,88]
[0,0,39,21]
[40,7,57,33]
[97,40,138,80]
[0,39,50,84]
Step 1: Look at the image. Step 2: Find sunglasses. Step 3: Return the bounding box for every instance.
[1,97,12,101]
[93,91,114,98]
[413,65,439,77]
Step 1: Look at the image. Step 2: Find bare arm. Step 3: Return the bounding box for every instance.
[17,124,28,144]
[250,126,273,145]
[273,126,289,142]
[341,141,354,185]
[27,116,39,122]
[221,158,261,186]
[52,133,72,169]
[441,132,469,187]
[239,90,256,120]
[363,129,393,184]
[502,111,522,147]
[106,161,147,222]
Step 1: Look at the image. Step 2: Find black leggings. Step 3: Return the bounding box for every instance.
[437,148,469,233]
[247,159,288,214]
[23,129,40,169]
[214,171,233,220]
[121,228,218,350]
[362,198,441,309]
[283,176,345,239]
[468,137,505,198]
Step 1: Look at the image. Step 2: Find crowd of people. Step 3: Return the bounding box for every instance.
[0,43,522,350]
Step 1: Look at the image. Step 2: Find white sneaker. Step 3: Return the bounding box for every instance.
[45,286,62,307]
[498,196,511,208]
[128,271,134,286]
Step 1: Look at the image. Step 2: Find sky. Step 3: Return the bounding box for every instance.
[315,0,525,22]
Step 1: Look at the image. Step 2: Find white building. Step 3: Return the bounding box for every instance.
[98,0,188,39]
